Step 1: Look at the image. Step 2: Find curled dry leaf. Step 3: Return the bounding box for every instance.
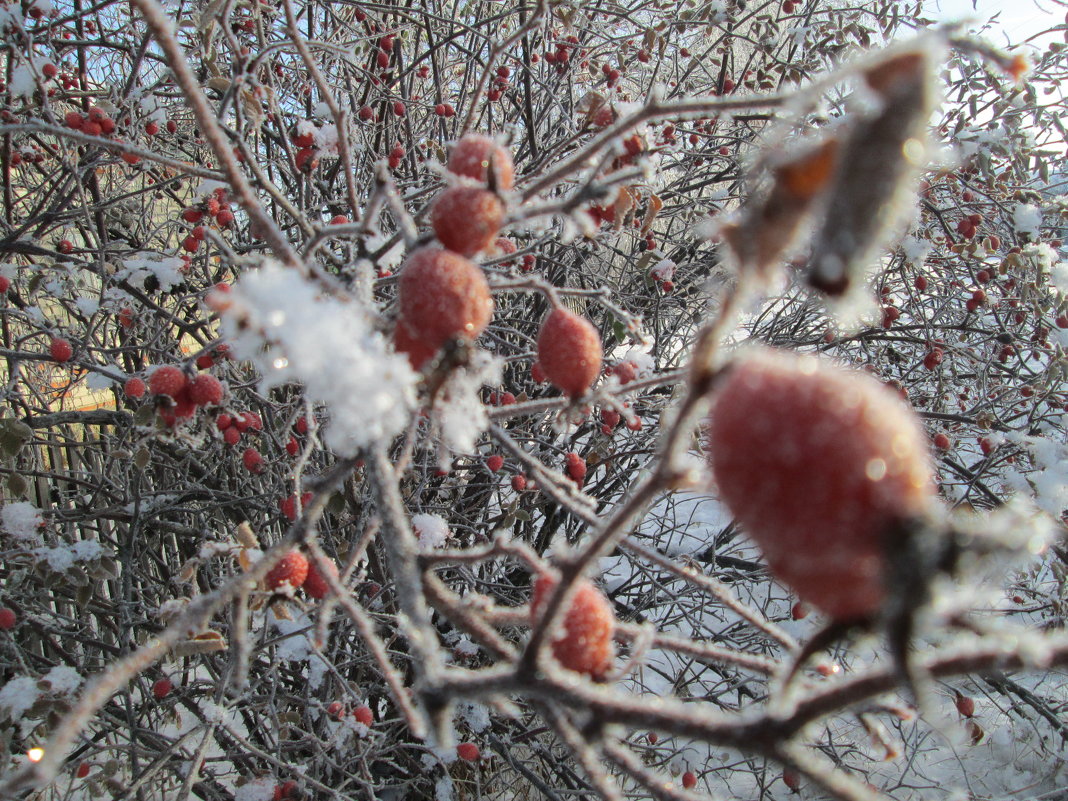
[806,38,944,296]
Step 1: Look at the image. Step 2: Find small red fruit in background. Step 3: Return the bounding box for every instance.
[564,452,587,485]
[933,432,951,450]
[537,307,603,398]
[486,454,504,472]
[352,704,373,726]
[124,377,146,399]
[955,691,976,718]
[646,732,658,745]
[0,607,16,630]
[530,572,616,679]
[511,474,528,492]
[790,601,807,620]
[456,742,480,762]
[783,768,801,791]
[979,436,995,456]
[392,100,405,116]
[188,373,223,406]
[273,780,299,801]
[447,134,515,190]
[303,558,338,600]
[914,274,928,291]
[58,239,74,254]
[75,762,90,779]
[149,366,187,398]
[430,186,504,256]
[0,276,9,294]
[265,551,309,591]
[49,337,73,362]
[397,247,493,357]
[280,491,313,521]
[681,771,697,789]
[151,678,172,699]
[242,447,265,474]
[704,348,935,622]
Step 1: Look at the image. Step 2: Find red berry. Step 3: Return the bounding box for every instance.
[564,452,587,485]
[704,349,935,621]
[216,209,235,226]
[511,474,528,492]
[430,186,504,257]
[791,601,808,620]
[955,692,976,718]
[979,436,995,456]
[216,413,232,430]
[0,276,9,294]
[647,732,658,745]
[358,105,374,121]
[274,780,299,801]
[265,551,309,591]
[280,491,313,521]
[152,678,172,699]
[914,274,928,291]
[188,373,223,406]
[456,742,480,762]
[182,235,200,253]
[303,557,338,600]
[485,454,504,472]
[241,411,263,431]
[149,366,187,398]
[166,119,178,133]
[531,573,615,679]
[352,704,373,726]
[783,769,801,791]
[223,427,241,445]
[327,701,344,719]
[447,134,515,190]
[933,432,951,450]
[600,408,621,429]
[537,308,603,399]
[681,771,697,790]
[75,762,90,779]
[397,247,493,356]
[242,447,265,473]
[64,111,84,129]
[49,337,73,362]
[0,607,15,630]
[58,239,73,254]
[976,269,990,283]
[145,121,160,136]
[392,100,406,116]
[286,436,299,456]
[124,377,146,399]
[923,349,943,370]
[121,150,141,165]
[182,208,203,223]
[329,215,348,225]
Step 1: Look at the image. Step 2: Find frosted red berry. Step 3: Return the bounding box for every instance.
[0,607,15,630]
[447,134,514,190]
[682,771,697,789]
[150,366,187,398]
[188,373,223,406]
[265,551,309,591]
[537,308,603,398]
[430,186,504,256]
[512,474,528,492]
[352,704,373,726]
[397,247,493,356]
[530,573,615,679]
[152,678,172,699]
[242,447,265,474]
[49,337,73,363]
[704,348,935,621]
[303,557,338,600]
[124,377,146,399]
[456,742,480,762]
[280,491,313,521]
[565,452,587,485]
[486,454,504,472]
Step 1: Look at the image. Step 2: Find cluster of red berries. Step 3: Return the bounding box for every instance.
[325,701,374,728]
[264,550,338,600]
[530,572,616,679]
[564,452,586,486]
[487,65,511,102]
[543,35,580,71]
[181,187,236,254]
[127,365,225,427]
[217,409,263,447]
[394,134,513,369]
[956,213,983,239]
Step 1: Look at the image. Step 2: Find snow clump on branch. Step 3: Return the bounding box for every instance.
[218,262,417,456]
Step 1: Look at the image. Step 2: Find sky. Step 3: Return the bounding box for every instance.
[925,0,1064,47]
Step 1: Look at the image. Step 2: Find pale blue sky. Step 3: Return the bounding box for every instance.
[925,0,1062,46]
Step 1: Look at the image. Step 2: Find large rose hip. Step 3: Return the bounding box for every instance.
[531,573,615,679]
[397,247,493,354]
[537,307,602,399]
[704,348,935,621]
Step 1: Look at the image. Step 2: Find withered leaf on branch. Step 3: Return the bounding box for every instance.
[720,138,840,276]
[806,39,944,296]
